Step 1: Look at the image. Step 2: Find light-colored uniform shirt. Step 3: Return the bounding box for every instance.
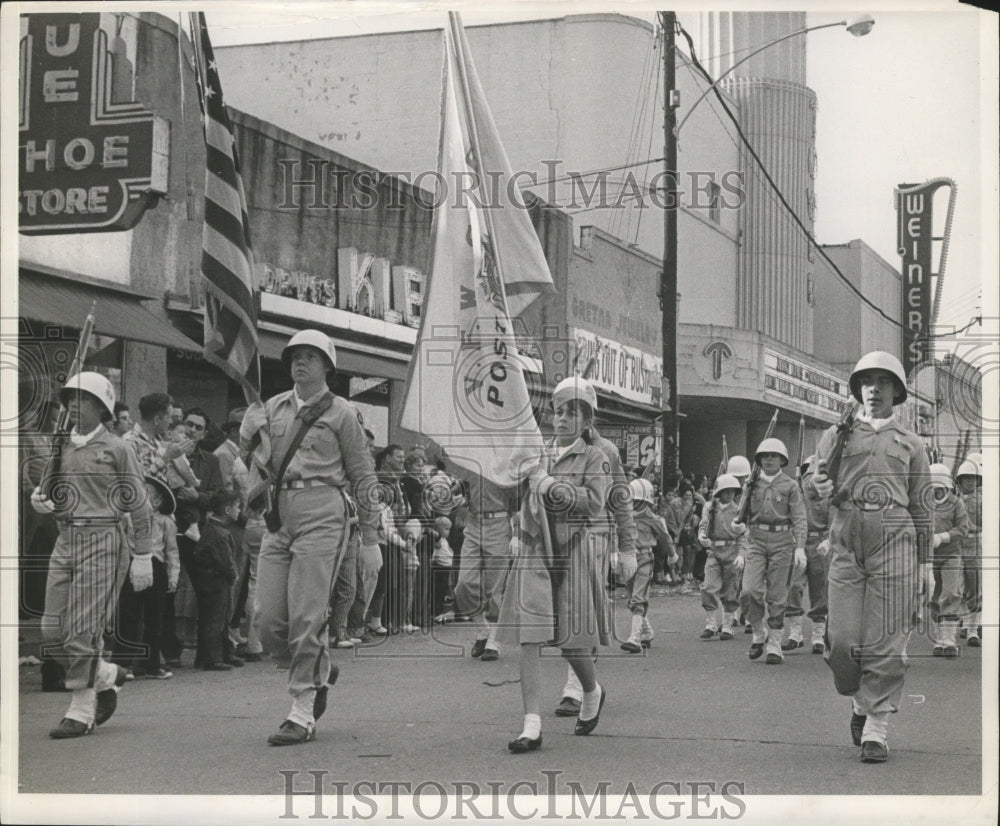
[808,414,932,561]
[263,388,379,545]
[931,491,968,560]
[746,471,808,547]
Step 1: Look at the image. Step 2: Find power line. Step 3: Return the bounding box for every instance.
[676,23,915,334]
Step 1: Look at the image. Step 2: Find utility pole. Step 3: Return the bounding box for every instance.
[659,10,679,493]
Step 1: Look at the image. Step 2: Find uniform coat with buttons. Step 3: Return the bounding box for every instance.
[496,437,612,649]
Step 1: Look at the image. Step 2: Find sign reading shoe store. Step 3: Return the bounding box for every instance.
[18,13,168,234]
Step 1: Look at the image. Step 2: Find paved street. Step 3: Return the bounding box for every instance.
[14,587,986,811]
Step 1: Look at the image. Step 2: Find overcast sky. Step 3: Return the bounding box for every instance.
[199,0,997,345]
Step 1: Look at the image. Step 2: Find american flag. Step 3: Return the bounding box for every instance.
[189,12,261,402]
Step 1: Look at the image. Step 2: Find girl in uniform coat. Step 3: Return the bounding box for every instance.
[497,377,612,753]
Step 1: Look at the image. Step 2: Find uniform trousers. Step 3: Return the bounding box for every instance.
[930,552,964,622]
[785,534,829,622]
[739,528,794,630]
[825,506,917,716]
[453,514,511,624]
[701,550,741,614]
[258,487,348,700]
[330,530,360,639]
[961,537,981,615]
[625,548,655,616]
[42,523,130,689]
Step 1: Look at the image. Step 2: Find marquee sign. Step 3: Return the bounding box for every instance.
[18,13,169,234]
[894,178,956,376]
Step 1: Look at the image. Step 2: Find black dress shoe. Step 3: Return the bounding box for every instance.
[225,656,245,667]
[850,712,867,747]
[748,642,764,660]
[95,664,128,726]
[860,740,888,763]
[480,647,499,662]
[243,652,264,662]
[555,697,581,717]
[781,638,803,651]
[49,718,94,739]
[200,662,233,671]
[268,720,315,746]
[575,687,607,736]
[312,665,340,721]
[508,734,542,753]
[470,638,487,658]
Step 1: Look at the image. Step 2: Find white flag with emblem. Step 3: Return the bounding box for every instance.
[399,14,553,487]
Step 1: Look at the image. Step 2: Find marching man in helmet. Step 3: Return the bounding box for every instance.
[783,454,833,655]
[926,464,969,658]
[807,351,932,763]
[954,458,982,646]
[697,474,745,641]
[620,477,672,653]
[737,437,808,664]
[30,372,154,738]
[240,330,380,746]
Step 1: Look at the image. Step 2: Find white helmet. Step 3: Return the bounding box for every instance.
[726,455,752,477]
[964,452,983,467]
[281,329,337,372]
[929,463,953,489]
[713,474,742,495]
[552,376,598,412]
[629,477,655,503]
[755,437,789,467]
[58,371,115,417]
[849,351,907,405]
[956,459,981,479]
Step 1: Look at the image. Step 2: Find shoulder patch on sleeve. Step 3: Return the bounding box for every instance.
[602,461,611,474]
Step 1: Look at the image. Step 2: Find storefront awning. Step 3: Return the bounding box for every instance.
[257,329,410,382]
[19,269,201,353]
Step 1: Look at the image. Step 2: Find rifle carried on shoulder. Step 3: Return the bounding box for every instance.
[706,435,729,537]
[818,401,858,507]
[734,409,779,526]
[39,302,97,499]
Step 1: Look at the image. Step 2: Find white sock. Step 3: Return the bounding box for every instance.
[519,713,541,740]
[852,697,865,716]
[580,683,603,719]
[486,624,499,650]
[288,689,316,728]
[862,712,888,746]
[65,688,96,725]
[95,658,118,692]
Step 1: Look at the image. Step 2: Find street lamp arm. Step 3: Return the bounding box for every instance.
[674,20,849,139]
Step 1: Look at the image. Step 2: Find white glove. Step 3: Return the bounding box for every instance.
[167,574,179,594]
[812,472,834,499]
[360,543,383,578]
[817,538,831,558]
[793,547,807,575]
[730,520,747,536]
[30,487,56,514]
[239,401,269,441]
[732,554,745,572]
[130,555,154,592]
[932,533,944,549]
[616,550,638,582]
[698,532,712,549]
[509,536,525,557]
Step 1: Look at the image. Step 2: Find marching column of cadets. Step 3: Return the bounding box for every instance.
[24,353,982,761]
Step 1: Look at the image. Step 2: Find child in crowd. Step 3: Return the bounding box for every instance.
[431,516,454,620]
[400,518,423,633]
[697,475,744,641]
[621,479,675,652]
[164,420,201,542]
[113,476,181,679]
[193,491,241,670]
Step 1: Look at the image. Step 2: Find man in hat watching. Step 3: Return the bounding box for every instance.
[30,372,154,738]
[240,329,380,745]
